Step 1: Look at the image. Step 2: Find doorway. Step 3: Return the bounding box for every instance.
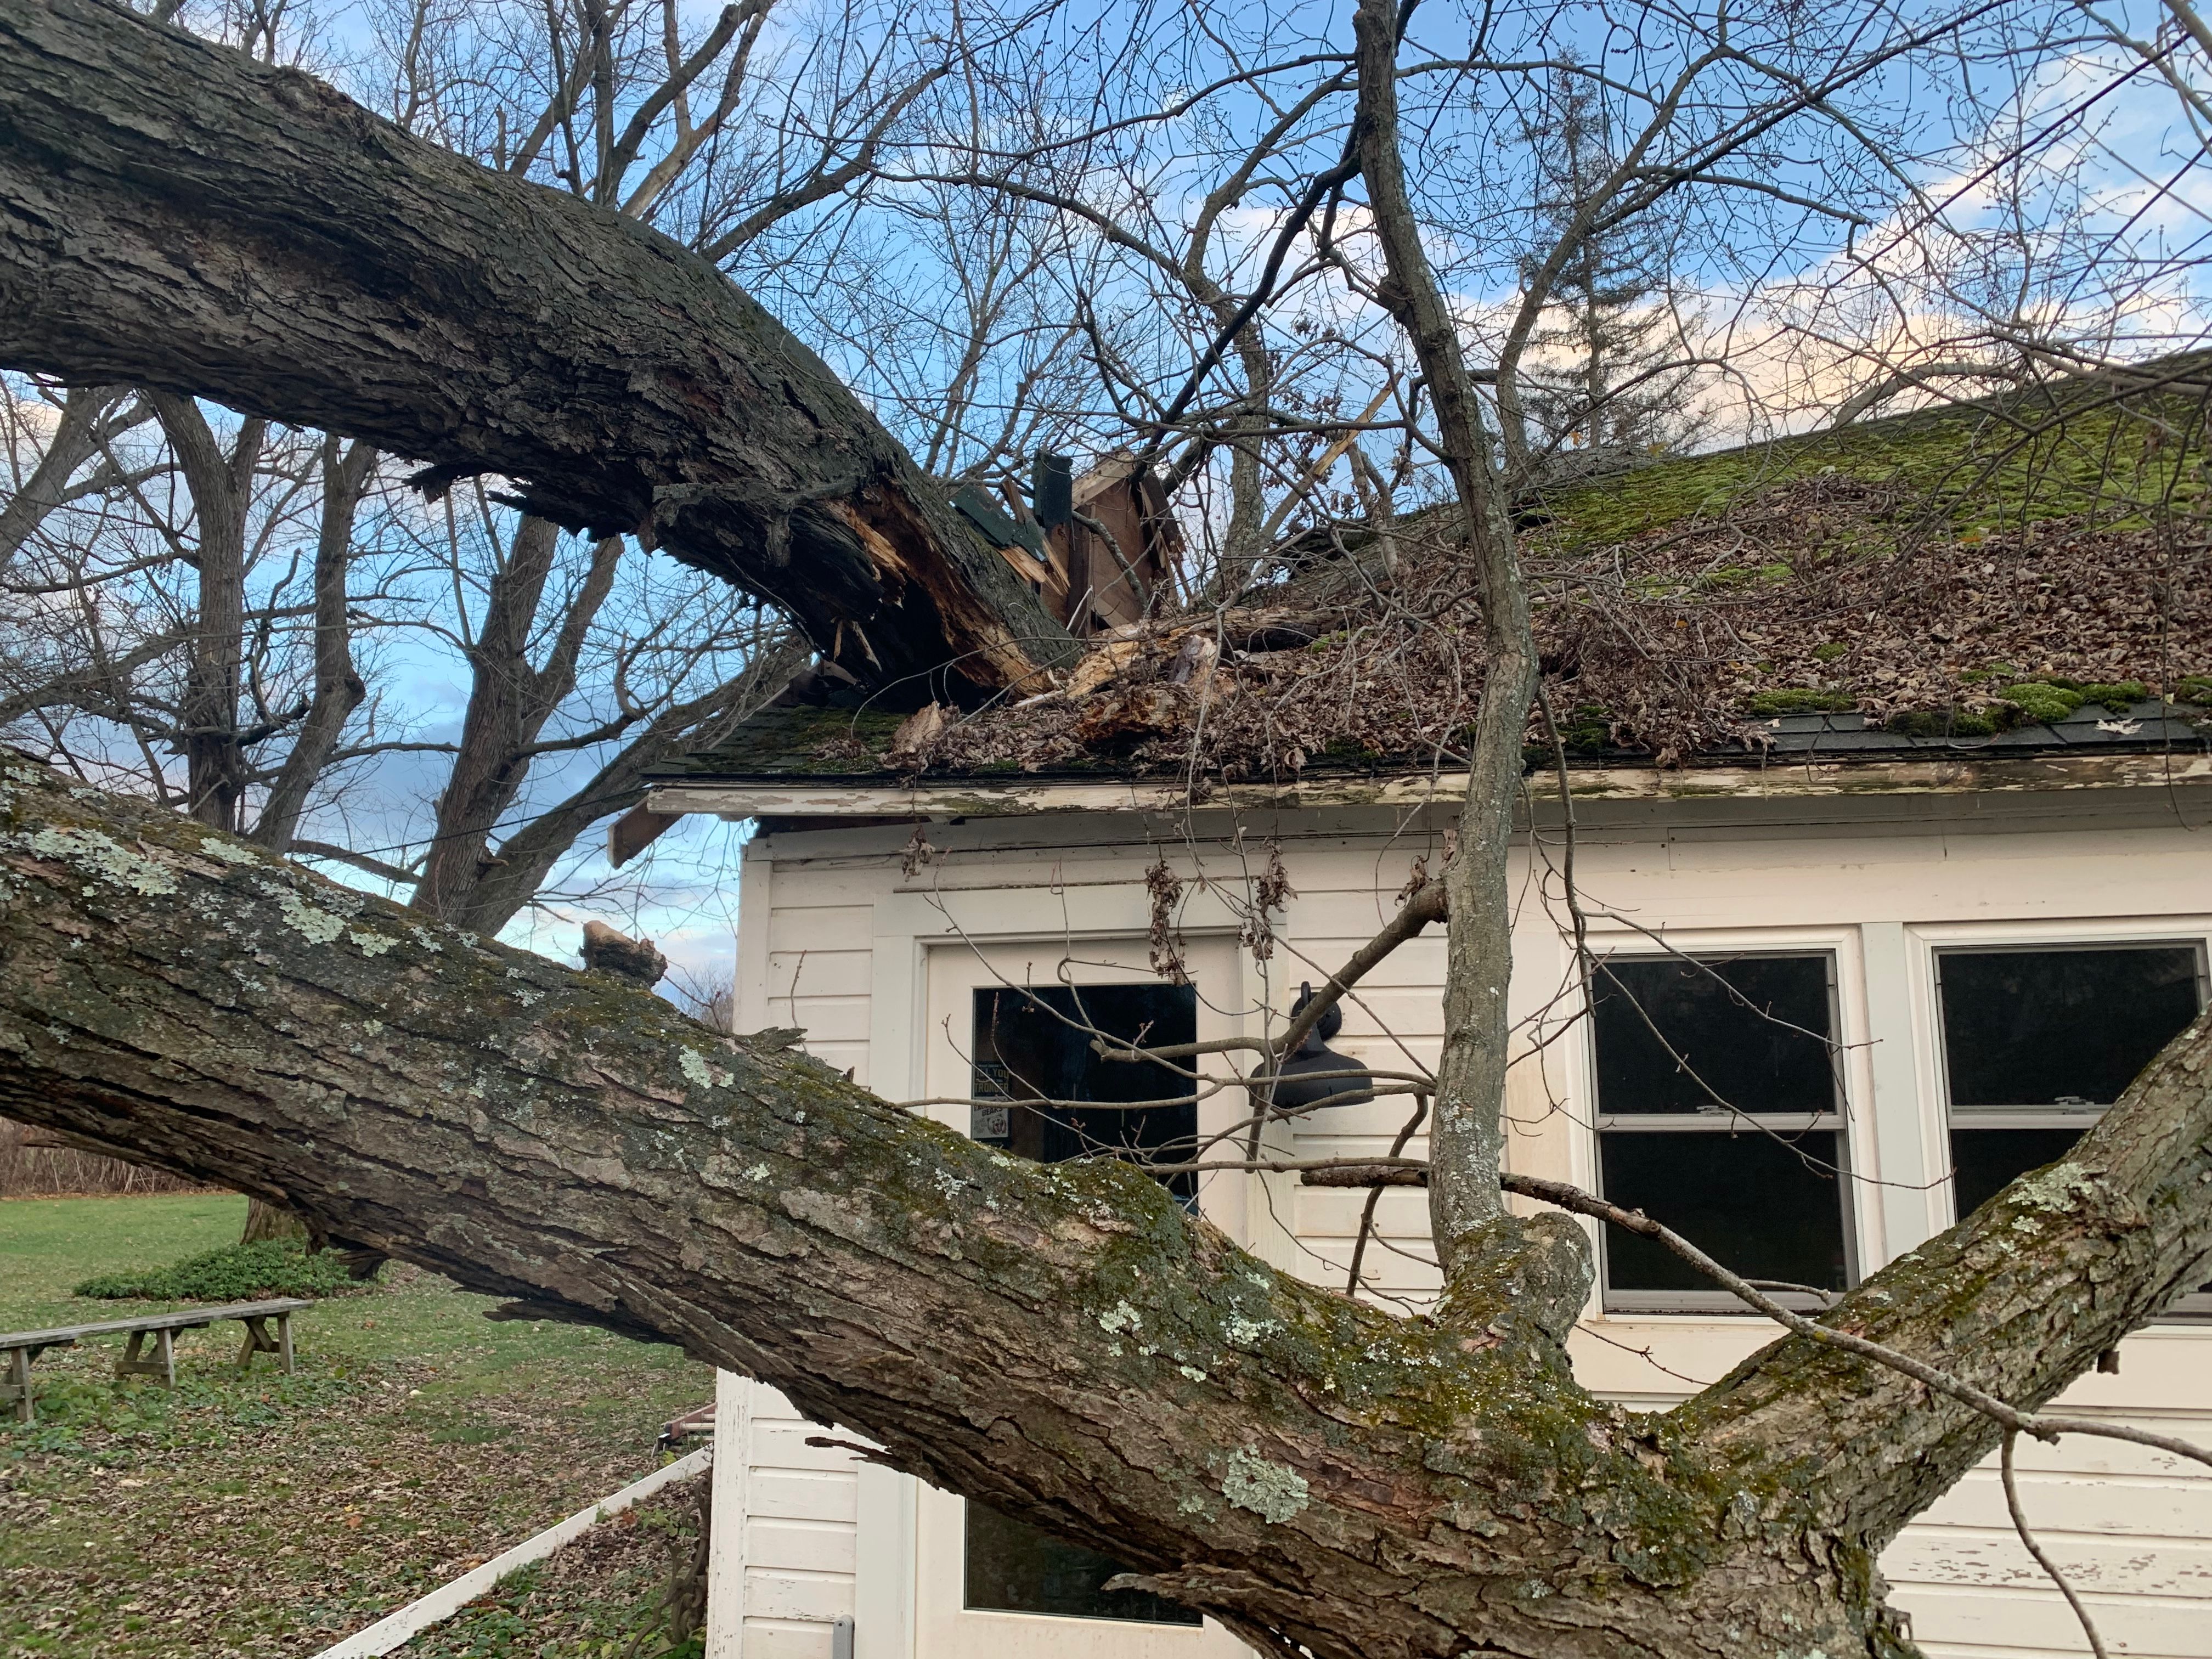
[912,938,1251,1659]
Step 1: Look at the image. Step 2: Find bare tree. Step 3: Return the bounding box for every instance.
[4,2,2212,1657]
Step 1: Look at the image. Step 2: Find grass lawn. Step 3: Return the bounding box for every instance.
[0,1193,711,1658]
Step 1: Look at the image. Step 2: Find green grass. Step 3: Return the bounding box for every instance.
[0,1194,711,1658]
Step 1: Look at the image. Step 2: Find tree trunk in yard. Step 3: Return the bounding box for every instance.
[0,0,1075,701]
[240,1197,309,1244]
[149,390,268,833]
[249,435,378,856]
[5,755,2211,1659]
[409,521,622,923]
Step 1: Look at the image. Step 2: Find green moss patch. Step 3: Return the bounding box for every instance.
[1530,374,2209,548]
[1744,688,1857,719]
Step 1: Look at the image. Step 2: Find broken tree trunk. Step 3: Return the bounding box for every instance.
[5,755,2211,1659]
[0,0,1075,699]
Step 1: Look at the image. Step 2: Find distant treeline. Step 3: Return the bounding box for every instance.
[0,1116,216,1198]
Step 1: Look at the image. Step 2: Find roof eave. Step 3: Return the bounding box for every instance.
[644,748,2212,822]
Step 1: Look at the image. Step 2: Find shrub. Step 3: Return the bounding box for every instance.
[75,1238,370,1302]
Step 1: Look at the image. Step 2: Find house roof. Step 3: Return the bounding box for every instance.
[647,359,2212,816]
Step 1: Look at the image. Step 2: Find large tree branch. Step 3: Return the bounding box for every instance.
[0,0,1074,697]
[1681,1009,2212,1545]
[5,759,2210,1656]
[0,751,1684,1659]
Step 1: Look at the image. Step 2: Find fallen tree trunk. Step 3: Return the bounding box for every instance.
[5,755,2211,1658]
[0,0,1074,698]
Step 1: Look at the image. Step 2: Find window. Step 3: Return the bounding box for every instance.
[963,981,1204,1623]
[969,984,1199,1204]
[1937,943,2207,1230]
[1590,953,1853,1312]
[963,1503,1200,1626]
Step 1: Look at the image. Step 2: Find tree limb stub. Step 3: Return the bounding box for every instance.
[0,0,1074,698]
[10,758,2212,1655]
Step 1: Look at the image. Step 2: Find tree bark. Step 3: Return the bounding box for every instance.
[0,0,1075,699]
[249,435,375,853]
[149,390,267,832]
[5,753,2211,1659]
[240,1195,309,1243]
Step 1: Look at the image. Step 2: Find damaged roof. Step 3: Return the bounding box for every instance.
[652,361,2212,800]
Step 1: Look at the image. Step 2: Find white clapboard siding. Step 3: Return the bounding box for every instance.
[708,1375,865,1659]
[1883,1406,2212,1659]
[719,801,2212,1658]
[764,897,876,1085]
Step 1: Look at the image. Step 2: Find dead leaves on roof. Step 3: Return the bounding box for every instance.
[907,482,2210,782]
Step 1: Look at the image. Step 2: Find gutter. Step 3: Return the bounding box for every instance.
[640,749,2212,823]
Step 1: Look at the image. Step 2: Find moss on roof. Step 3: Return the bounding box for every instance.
[658,703,910,778]
[1528,364,2207,548]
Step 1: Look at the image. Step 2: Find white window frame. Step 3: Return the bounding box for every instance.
[1903,916,2212,1226]
[1575,923,1881,1316]
[1904,915,2212,1321]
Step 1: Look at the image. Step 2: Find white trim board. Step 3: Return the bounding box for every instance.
[311,1443,713,1658]
[650,751,2212,822]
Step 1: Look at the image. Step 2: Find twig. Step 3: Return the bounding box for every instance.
[2001,1429,2111,1659]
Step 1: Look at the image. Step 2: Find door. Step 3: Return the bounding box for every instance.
[912,936,1251,1659]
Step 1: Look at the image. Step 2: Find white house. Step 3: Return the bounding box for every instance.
[610,376,2212,1658]
[639,728,2212,1659]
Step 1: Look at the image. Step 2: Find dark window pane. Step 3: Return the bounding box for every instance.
[965,1504,1201,1624]
[1593,955,1836,1117]
[1600,1130,1849,1293]
[972,985,1199,1200]
[1939,947,2202,1108]
[1950,1127,2089,1221]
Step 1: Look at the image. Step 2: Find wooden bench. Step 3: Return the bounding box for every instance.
[0,1298,312,1423]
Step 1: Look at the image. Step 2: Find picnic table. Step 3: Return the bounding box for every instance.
[0,1298,312,1423]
